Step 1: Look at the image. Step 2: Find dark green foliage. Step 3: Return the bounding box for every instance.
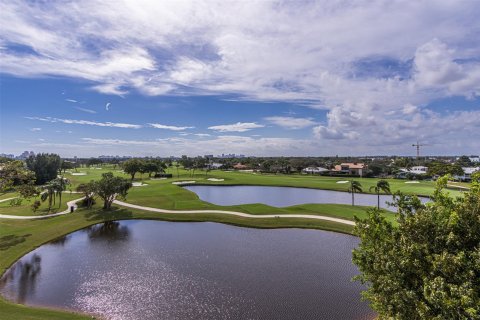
[456,155,473,167]
[369,180,391,209]
[427,161,464,177]
[26,153,61,185]
[348,180,363,206]
[353,176,480,319]
[0,160,35,192]
[122,159,143,180]
[76,181,96,209]
[31,200,41,212]
[94,172,132,209]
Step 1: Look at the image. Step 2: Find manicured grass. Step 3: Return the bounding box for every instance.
[0,193,80,216]
[1,166,465,319]
[0,204,355,319]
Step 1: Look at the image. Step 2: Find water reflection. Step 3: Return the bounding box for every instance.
[0,254,41,303]
[86,221,130,241]
[0,221,375,319]
[49,235,70,246]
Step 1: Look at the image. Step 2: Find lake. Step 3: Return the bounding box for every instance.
[184,185,426,209]
[0,220,375,320]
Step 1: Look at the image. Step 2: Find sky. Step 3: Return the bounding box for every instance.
[0,0,479,157]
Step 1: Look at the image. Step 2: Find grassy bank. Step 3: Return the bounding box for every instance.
[1,167,461,319]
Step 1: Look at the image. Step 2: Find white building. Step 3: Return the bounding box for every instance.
[469,156,480,163]
[400,166,428,175]
[303,167,329,174]
[455,167,480,181]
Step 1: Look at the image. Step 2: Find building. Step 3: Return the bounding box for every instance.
[233,163,248,170]
[455,167,480,182]
[302,167,329,174]
[333,163,367,177]
[470,156,480,163]
[16,151,35,160]
[400,166,428,175]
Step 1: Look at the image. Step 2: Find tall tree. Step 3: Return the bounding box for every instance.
[26,153,61,185]
[369,180,391,209]
[40,181,57,210]
[347,180,363,206]
[53,176,70,208]
[76,181,96,209]
[122,159,142,180]
[455,155,473,167]
[0,160,35,192]
[94,172,132,209]
[353,176,480,319]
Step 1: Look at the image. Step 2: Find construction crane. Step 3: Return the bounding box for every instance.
[412,141,427,159]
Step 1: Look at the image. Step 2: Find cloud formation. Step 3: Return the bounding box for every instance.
[1,1,480,154]
[25,117,142,129]
[208,122,265,132]
[149,123,195,131]
[264,116,316,129]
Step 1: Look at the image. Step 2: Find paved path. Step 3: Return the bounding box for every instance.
[0,197,84,220]
[0,197,355,226]
[113,200,356,226]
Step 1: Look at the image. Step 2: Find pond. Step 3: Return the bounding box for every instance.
[184,185,428,210]
[0,220,375,320]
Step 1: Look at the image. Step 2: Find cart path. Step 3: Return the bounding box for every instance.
[0,197,356,226]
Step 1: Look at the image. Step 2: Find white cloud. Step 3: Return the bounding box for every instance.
[25,116,142,129]
[1,1,480,154]
[65,99,78,103]
[149,123,195,131]
[29,127,41,131]
[81,135,314,157]
[264,116,316,129]
[74,107,97,114]
[208,122,264,132]
[194,133,211,137]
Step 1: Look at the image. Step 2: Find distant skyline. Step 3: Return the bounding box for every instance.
[1,1,479,157]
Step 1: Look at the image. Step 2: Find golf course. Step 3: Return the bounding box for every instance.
[0,166,467,319]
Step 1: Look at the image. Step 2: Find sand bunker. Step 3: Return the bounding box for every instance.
[172,181,196,185]
[71,173,87,176]
[207,178,224,182]
[405,181,420,184]
[132,182,148,187]
[336,181,349,184]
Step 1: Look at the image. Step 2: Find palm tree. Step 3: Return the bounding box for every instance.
[175,163,180,178]
[41,181,57,210]
[369,180,391,209]
[348,180,363,206]
[54,176,70,208]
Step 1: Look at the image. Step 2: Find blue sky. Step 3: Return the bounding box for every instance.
[0,1,479,157]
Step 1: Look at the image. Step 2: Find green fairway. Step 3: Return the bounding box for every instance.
[0,166,466,319]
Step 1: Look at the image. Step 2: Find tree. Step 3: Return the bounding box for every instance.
[456,155,473,167]
[40,181,57,210]
[94,172,132,210]
[122,159,142,180]
[175,163,180,178]
[26,153,61,185]
[352,176,480,319]
[0,160,35,192]
[427,161,463,177]
[76,181,96,209]
[53,176,70,208]
[60,160,74,173]
[369,180,391,209]
[347,180,362,206]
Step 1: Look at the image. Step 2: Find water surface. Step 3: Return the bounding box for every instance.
[1,220,375,320]
[184,185,427,209]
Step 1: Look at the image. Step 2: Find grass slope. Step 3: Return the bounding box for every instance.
[1,166,464,319]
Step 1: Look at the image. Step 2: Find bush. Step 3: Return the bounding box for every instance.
[31,200,41,212]
[153,173,173,178]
